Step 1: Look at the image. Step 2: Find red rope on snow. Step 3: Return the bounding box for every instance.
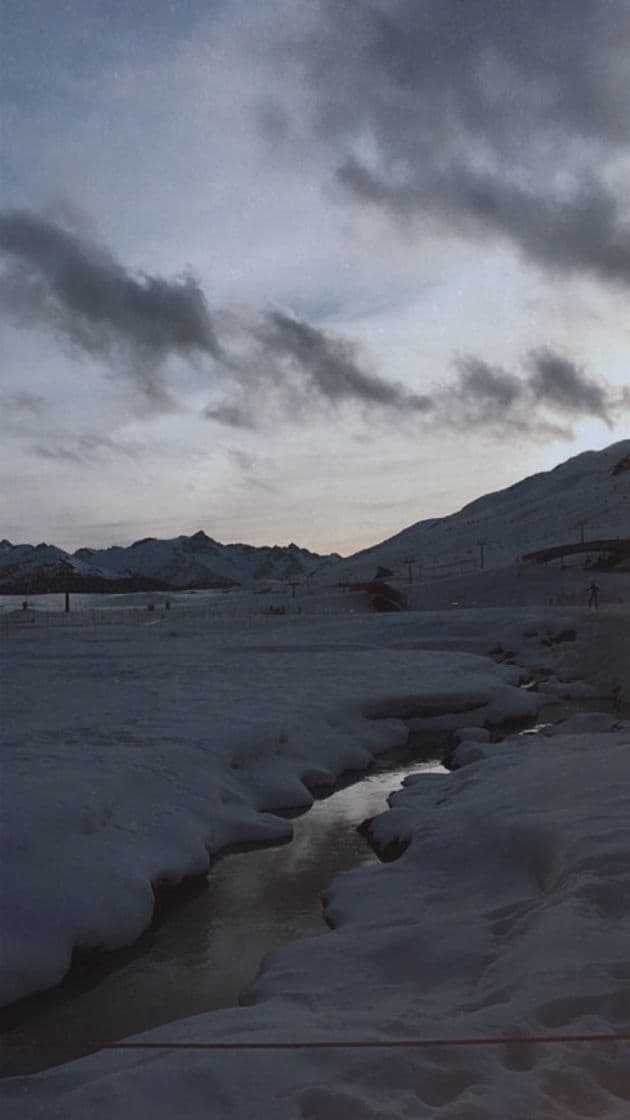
[103,1032,630,1051]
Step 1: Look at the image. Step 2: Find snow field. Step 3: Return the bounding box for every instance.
[0,605,549,1007]
[2,600,629,1117]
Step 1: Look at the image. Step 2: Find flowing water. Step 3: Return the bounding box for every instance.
[0,750,446,1077]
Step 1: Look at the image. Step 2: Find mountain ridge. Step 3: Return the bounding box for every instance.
[323,439,630,582]
[2,440,629,594]
[0,532,340,595]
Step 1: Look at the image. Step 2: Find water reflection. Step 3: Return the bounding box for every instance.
[1,758,444,1076]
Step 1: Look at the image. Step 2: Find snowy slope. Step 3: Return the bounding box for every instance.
[2,441,628,593]
[334,439,630,581]
[0,532,338,593]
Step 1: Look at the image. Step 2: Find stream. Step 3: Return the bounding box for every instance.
[4,689,624,1079]
[0,745,446,1078]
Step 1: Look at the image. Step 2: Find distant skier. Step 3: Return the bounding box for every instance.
[587,580,600,609]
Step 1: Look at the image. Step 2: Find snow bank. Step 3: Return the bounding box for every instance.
[5,712,630,1118]
[547,611,630,704]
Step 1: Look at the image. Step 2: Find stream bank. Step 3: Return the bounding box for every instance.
[4,686,624,1079]
[0,739,446,1077]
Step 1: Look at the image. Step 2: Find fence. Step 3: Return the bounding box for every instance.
[0,595,374,637]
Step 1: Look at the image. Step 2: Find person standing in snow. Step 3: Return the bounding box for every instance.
[587,580,600,609]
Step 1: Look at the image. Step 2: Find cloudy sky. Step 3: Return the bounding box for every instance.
[1,0,628,555]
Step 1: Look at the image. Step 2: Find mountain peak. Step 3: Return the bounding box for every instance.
[130,537,157,549]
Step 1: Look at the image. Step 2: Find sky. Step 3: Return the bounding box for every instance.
[1,0,629,556]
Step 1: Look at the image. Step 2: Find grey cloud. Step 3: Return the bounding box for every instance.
[444,356,569,439]
[257,309,432,411]
[203,401,256,429]
[0,390,49,438]
[453,356,522,418]
[0,210,221,409]
[1,390,48,417]
[224,448,281,495]
[340,162,630,287]
[227,448,255,472]
[0,210,435,428]
[33,433,142,465]
[528,349,610,418]
[283,0,630,285]
[205,303,627,438]
[441,349,627,437]
[205,309,432,428]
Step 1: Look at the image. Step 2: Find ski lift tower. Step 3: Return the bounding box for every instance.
[402,555,415,584]
[477,539,489,570]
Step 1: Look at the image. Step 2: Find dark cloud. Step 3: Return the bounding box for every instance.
[282,0,630,285]
[203,401,256,429]
[444,355,569,439]
[528,349,610,418]
[339,162,630,287]
[0,210,221,409]
[441,349,627,437]
[205,309,433,428]
[452,356,522,419]
[0,211,432,427]
[2,209,623,441]
[258,310,432,410]
[203,300,627,438]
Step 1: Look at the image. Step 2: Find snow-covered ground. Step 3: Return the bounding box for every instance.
[1,582,629,1116]
[1,598,551,1007]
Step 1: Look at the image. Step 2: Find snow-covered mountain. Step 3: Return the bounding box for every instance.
[335,439,630,582]
[2,441,628,594]
[0,532,339,594]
